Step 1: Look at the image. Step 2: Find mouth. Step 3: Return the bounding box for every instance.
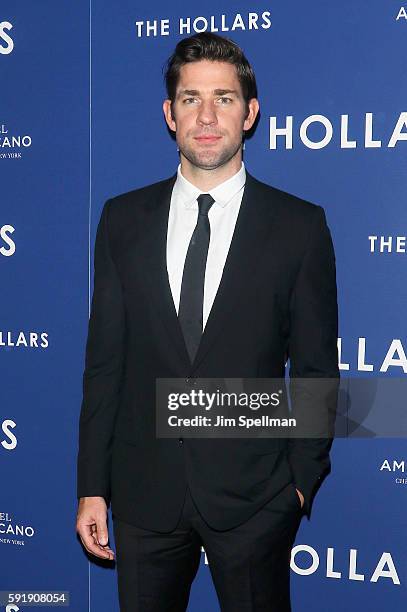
[194,135,222,144]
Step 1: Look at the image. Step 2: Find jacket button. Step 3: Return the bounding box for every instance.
[179,437,184,445]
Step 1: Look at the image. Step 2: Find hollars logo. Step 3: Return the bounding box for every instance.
[202,544,400,585]
[1,419,17,450]
[6,606,20,612]
[134,10,271,37]
[0,21,14,55]
[0,331,49,349]
[338,337,407,374]
[290,545,400,585]
[0,224,16,256]
[269,112,407,150]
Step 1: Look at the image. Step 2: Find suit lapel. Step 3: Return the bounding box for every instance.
[138,174,192,370]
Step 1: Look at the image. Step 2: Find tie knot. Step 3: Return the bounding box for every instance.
[197,193,215,217]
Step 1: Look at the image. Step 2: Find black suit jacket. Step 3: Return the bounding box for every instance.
[77,170,339,531]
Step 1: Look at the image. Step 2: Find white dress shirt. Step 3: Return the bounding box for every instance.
[166,162,246,330]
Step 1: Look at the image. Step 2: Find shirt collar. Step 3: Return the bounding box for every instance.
[173,161,246,210]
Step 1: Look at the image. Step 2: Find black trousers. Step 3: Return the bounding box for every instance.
[112,483,303,612]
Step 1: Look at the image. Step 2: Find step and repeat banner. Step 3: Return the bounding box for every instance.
[1,1,406,611]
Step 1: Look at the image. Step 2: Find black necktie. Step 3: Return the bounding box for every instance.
[178,193,215,363]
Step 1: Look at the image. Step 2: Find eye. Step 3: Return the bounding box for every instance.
[218,97,233,104]
[183,97,198,104]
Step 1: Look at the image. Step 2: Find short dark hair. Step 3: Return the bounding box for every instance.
[163,32,258,110]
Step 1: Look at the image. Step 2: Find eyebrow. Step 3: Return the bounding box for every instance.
[177,88,239,97]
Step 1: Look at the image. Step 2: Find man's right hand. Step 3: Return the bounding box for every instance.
[76,496,115,560]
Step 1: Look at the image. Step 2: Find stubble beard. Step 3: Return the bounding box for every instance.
[178,137,243,171]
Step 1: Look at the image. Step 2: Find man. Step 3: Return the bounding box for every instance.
[76,32,339,611]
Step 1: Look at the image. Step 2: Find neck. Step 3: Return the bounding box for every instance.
[180,151,242,191]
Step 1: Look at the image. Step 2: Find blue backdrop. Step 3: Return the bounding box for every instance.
[1,1,406,610]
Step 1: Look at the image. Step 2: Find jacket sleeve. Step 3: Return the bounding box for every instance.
[287,205,339,519]
[77,198,126,502]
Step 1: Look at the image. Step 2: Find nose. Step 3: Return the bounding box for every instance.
[196,99,217,127]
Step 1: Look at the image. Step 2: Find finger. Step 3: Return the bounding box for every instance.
[77,525,112,560]
[90,531,115,556]
[79,533,114,559]
[88,535,115,558]
[100,545,115,559]
[95,516,109,547]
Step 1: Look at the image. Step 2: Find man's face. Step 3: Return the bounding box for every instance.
[163,60,259,171]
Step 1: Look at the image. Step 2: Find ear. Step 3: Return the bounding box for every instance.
[163,99,176,132]
[243,98,260,131]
